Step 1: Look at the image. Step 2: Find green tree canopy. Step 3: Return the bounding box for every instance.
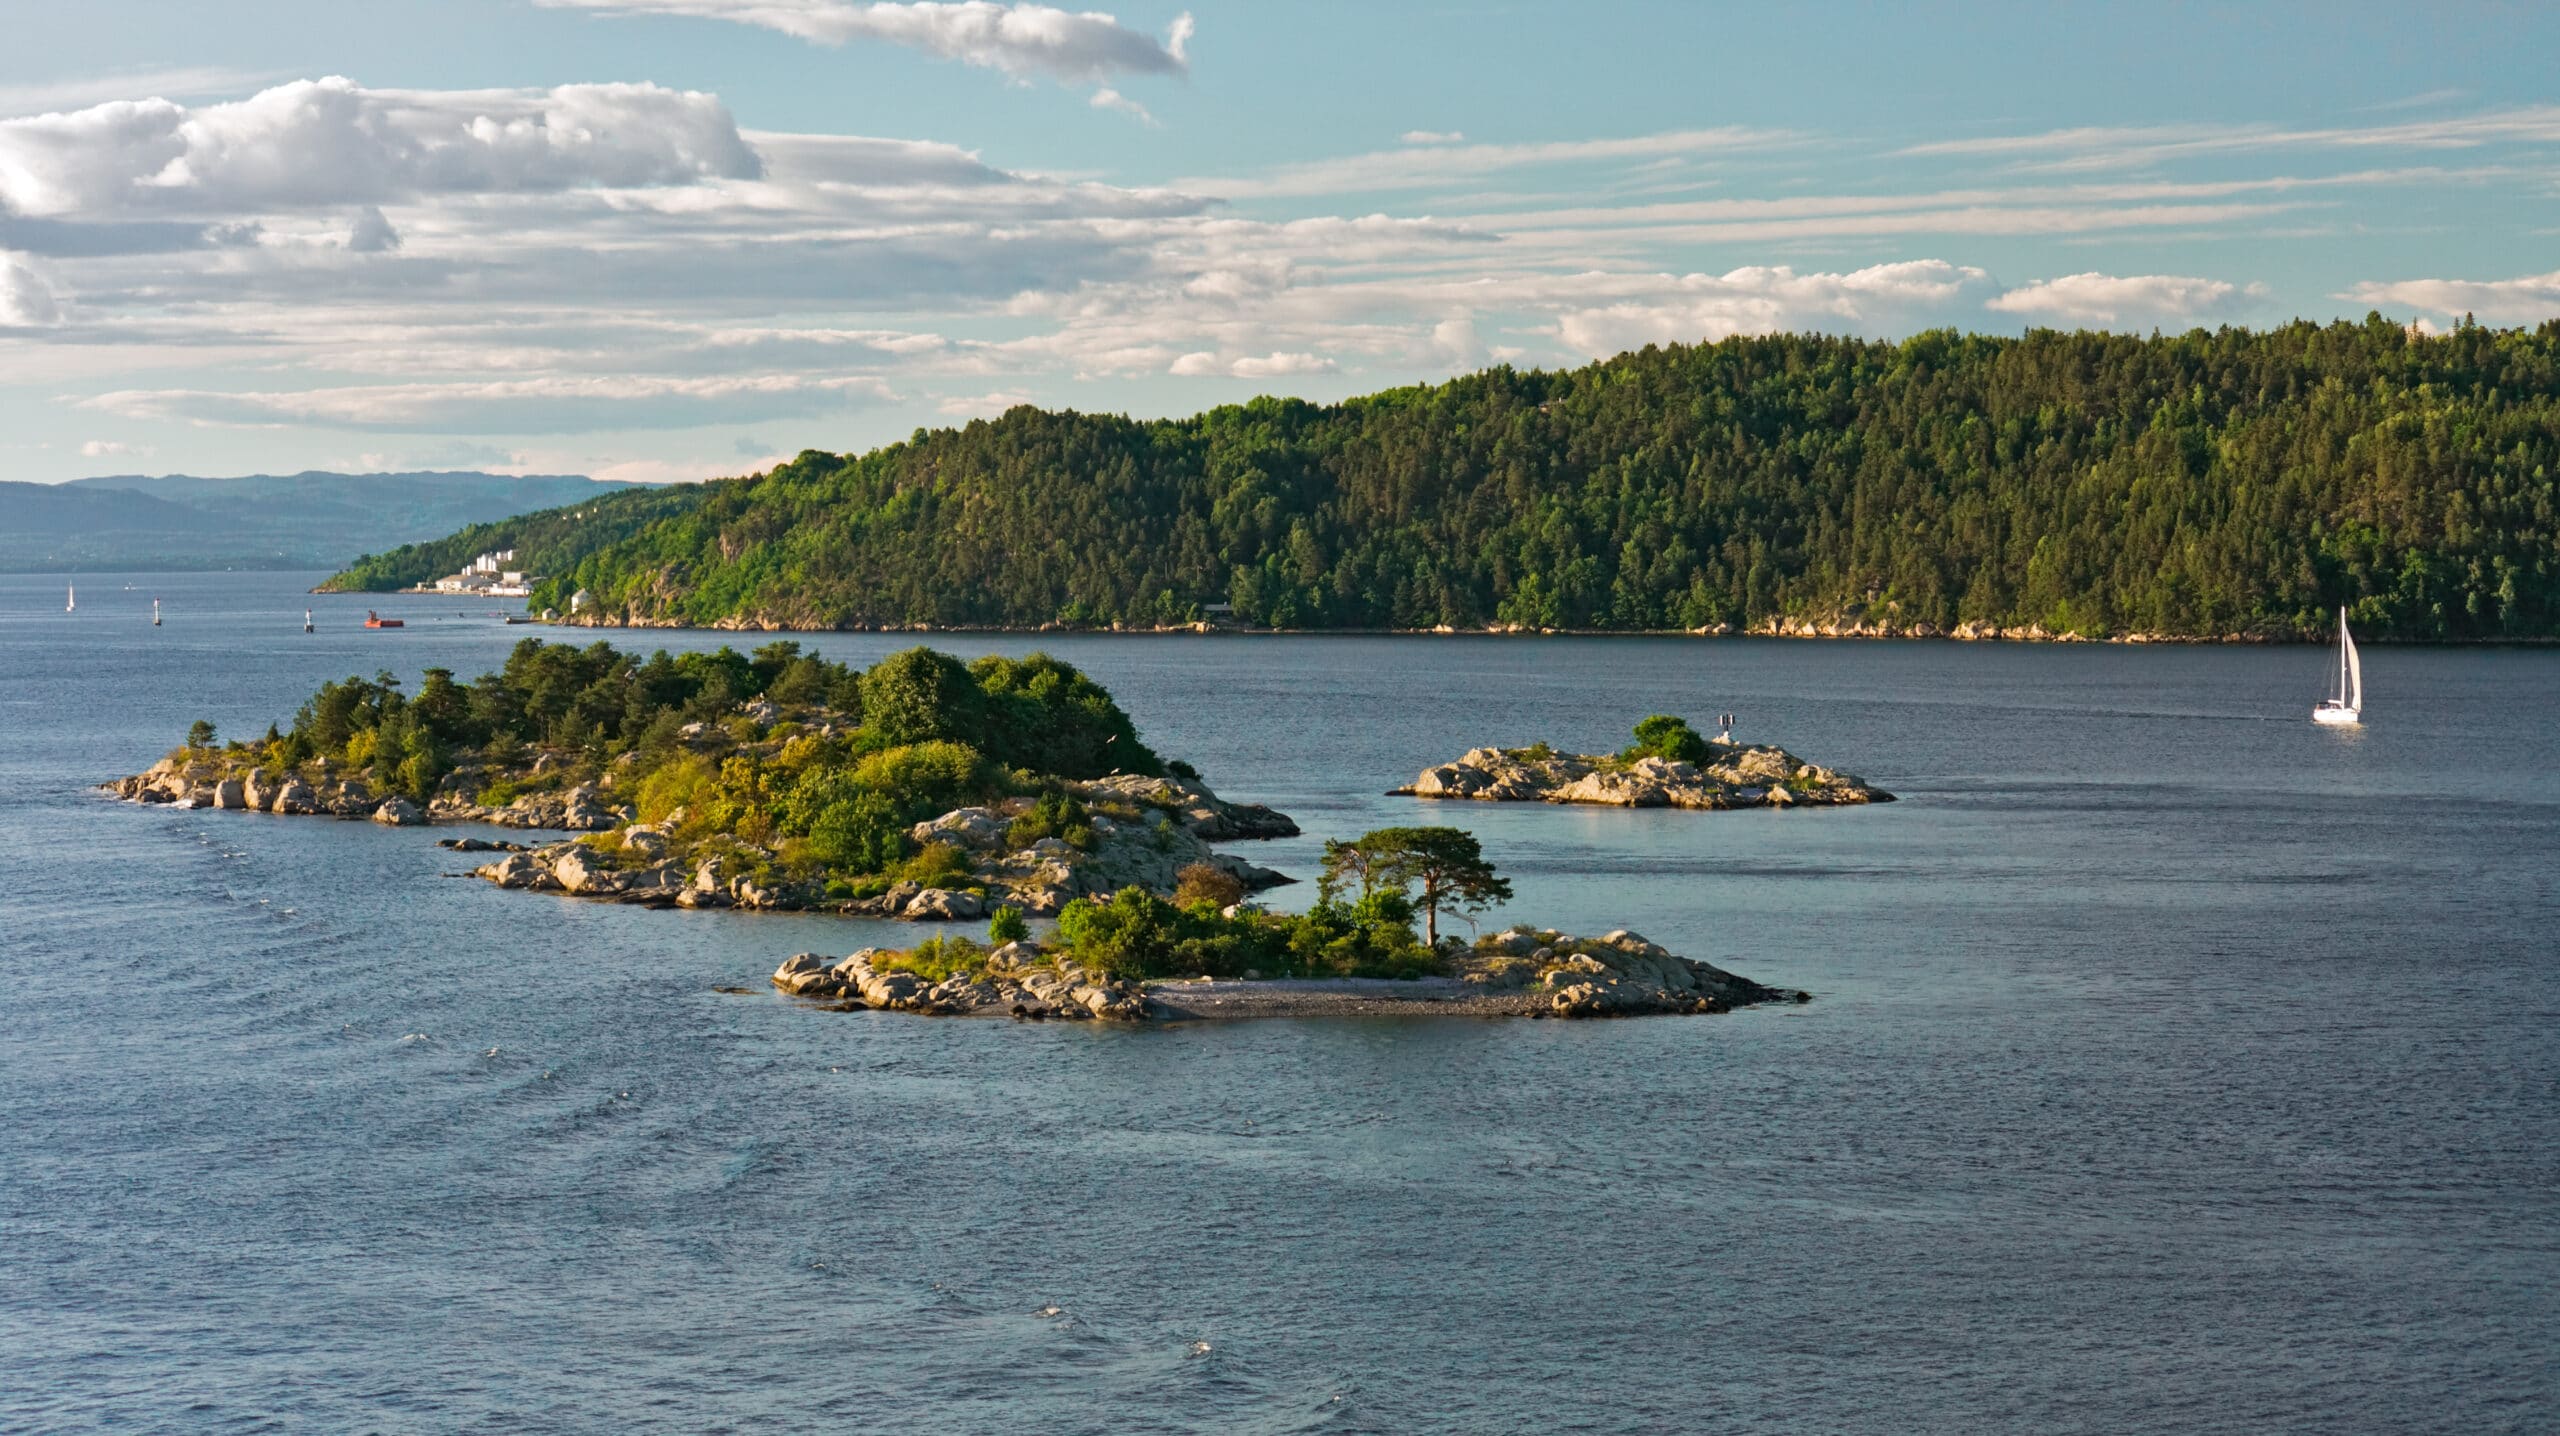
[1323,826,1514,945]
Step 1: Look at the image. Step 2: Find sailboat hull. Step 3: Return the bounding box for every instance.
[2312,704,2361,726]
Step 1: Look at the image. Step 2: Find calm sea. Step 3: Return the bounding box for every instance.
[3,572,2554,1434]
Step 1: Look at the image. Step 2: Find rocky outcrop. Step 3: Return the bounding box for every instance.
[1458,927,1807,1016]
[427,782,622,831]
[771,943,1150,1019]
[371,796,425,826]
[1397,743,1891,810]
[1073,774,1299,841]
[902,887,985,921]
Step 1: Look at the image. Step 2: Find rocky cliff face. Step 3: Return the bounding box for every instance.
[1396,743,1891,809]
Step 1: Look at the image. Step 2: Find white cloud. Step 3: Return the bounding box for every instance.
[1899,105,2560,171]
[1193,126,1793,198]
[0,78,759,217]
[1401,130,1464,145]
[80,438,152,458]
[1985,272,2243,327]
[536,1,1193,81]
[1169,349,1335,378]
[936,389,1033,415]
[83,374,895,433]
[1548,260,1996,356]
[0,67,276,118]
[1089,87,1156,125]
[2339,269,2560,322]
[0,250,63,324]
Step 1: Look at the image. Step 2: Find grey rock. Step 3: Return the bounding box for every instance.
[902,887,985,921]
[371,796,425,826]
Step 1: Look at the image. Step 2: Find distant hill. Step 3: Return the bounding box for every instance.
[328,320,2560,641]
[0,471,639,572]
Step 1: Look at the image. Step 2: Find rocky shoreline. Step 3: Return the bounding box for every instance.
[113,757,1299,921]
[770,926,1808,1022]
[467,778,1295,918]
[1395,742,1891,810]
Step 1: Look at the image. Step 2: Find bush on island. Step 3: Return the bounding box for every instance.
[1625,714,1712,765]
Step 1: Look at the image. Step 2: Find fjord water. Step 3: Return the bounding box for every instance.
[3,574,2555,1435]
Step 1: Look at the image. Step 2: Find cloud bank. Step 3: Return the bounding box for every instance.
[2341,269,2560,323]
[535,1,1192,80]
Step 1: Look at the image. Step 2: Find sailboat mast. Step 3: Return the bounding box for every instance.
[2339,607,2348,703]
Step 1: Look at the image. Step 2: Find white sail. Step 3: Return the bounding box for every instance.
[2343,618,2362,712]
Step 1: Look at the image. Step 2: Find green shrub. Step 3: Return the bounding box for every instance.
[809,791,906,873]
[851,741,997,820]
[987,905,1029,944]
[893,840,974,889]
[1625,714,1711,765]
[875,934,987,982]
[635,754,714,824]
[1006,788,1094,849]
[1172,862,1245,910]
[1052,886,1433,982]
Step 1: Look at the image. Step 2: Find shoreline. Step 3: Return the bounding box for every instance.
[772,927,1807,1023]
[332,609,2551,646]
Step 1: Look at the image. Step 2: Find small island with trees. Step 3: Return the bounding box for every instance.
[114,638,1298,919]
[111,640,1809,1021]
[1397,715,1893,809]
[771,826,1808,1021]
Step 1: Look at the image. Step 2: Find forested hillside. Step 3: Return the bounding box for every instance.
[334,318,2560,639]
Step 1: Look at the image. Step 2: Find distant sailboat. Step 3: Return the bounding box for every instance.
[65,584,75,612]
[152,597,162,627]
[304,608,315,633]
[2313,607,2362,726]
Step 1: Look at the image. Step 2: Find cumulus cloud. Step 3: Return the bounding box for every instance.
[536,1,1192,80]
[84,374,895,433]
[0,67,276,118]
[0,250,63,325]
[936,389,1033,415]
[1168,349,1334,378]
[0,77,759,217]
[80,438,152,458]
[1985,272,2243,326]
[1549,260,1995,356]
[2339,269,2560,323]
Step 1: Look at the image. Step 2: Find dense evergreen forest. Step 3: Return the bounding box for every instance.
[330,318,2560,639]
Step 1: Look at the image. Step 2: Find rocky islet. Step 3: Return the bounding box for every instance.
[769,925,1808,1022]
[1396,740,1892,810]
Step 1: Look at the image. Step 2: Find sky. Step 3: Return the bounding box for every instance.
[3,0,2558,484]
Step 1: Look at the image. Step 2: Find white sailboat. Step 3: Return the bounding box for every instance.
[2312,607,2362,726]
[153,597,162,627]
[65,584,75,612]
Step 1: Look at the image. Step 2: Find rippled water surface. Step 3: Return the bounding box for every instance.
[4,573,2556,1433]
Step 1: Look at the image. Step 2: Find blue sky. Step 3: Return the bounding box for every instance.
[3,0,2557,483]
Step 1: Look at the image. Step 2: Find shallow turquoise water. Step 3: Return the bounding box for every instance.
[3,574,2555,1433]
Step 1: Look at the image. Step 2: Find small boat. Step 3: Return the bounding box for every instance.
[2312,606,2362,726]
[65,585,75,612]
[364,610,405,629]
[304,609,314,633]
[153,598,162,627]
